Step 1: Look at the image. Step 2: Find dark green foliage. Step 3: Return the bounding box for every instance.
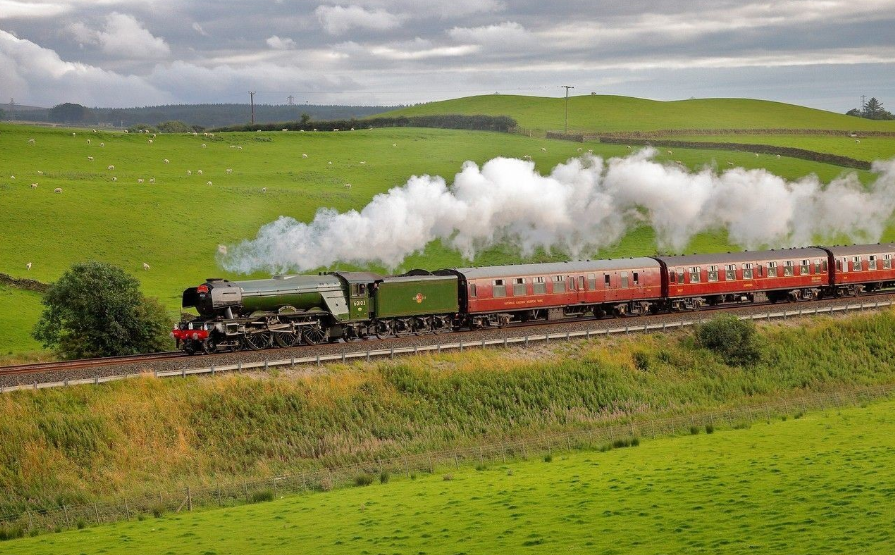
[705,424,715,434]
[695,315,762,366]
[0,524,24,541]
[49,103,94,124]
[632,351,650,371]
[690,426,700,435]
[250,489,274,502]
[543,454,553,463]
[32,261,173,359]
[151,505,165,518]
[217,114,518,134]
[156,120,195,133]
[379,471,390,484]
[354,474,374,487]
[76,519,86,529]
[846,97,894,120]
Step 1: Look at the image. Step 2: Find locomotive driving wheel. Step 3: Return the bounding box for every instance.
[244,330,272,350]
[302,325,327,345]
[274,331,300,348]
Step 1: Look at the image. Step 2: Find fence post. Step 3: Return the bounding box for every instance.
[62,505,70,527]
[93,502,100,522]
[264,361,268,372]
[26,510,33,530]
[366,350,370,362]
[187,487,192,511]
[459,340,463,352]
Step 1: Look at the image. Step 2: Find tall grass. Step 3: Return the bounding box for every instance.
[2,310,895,517]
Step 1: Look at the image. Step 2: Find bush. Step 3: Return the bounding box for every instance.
[543,453,553,463]
[379,471,390,484]
[443,474,453,481]
[690,425,700,435]
[632,351,650,371]
[0,525,24,541]
[354,474,374,487]
[251,489,274,502]
[705,424,715,434]
[695,315,762,366]
[76,519,86,529]
[151,505,165,518]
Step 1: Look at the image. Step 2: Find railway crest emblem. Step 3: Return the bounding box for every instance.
[414,293,426,303]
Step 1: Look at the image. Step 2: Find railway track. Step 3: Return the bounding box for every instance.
[2,291,894,389]
[0,351,185,377]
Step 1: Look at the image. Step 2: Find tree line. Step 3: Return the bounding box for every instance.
[846,97,894,120]
[215,114,518,133]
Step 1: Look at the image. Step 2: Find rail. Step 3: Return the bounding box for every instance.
[2,300,890,394]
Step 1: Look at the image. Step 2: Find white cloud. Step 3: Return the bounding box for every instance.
[192,22,209,36]
[315,4,403,35]
[448,21,529,48]
[266,35,296,50]
[0,0,68,19]
[0,29,171,107]
[66,13,170,59]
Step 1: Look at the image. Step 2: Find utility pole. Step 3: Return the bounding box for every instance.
[861,95,866,111]
[249,91,256,124]
[562,86,574,133]
[287,95,294,106]
[9,98,14,121]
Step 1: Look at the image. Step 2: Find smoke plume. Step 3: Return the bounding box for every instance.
[221,149,895,274]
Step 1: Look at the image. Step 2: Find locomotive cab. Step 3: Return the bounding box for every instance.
[182,278,242,317]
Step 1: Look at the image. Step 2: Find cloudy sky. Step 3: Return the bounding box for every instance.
[1,0,894,110]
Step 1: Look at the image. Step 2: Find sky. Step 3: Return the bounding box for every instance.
[1,0,894,111]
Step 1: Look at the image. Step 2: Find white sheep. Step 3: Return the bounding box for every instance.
[350,127,355,131]
[9,175,14,180]
[855,139,861,143]
[577,148,582,152]
[540,147,546,152]
[152,133,156,138]
[137,178,144,184]
[71,132,76,137]
[667,150,673,155]
[148,139,153,144]
[217,244,228,255]
[209,133,214,138]
[626,145,632,149]
[27,138,35,144]
[328,161,332,165]
[282,128,288,132]
[203,132,208,137]
[727,161,734,166]
[207,181,213,185]
[302,153,308,158]
[392,143,397,147]
[197,169,203,175]
[124,130,129,133]
[333,128,339,132]
[587,149,593,153]
[87,156,94,161]
[192,132,198,136]
[261,187,267,193]
[149,178,156,184]
[522,155,532,160]
[237,146,243,150]
[54,187,62,193]
[187,170,192,175]
[37,170,43,175]
[112,177,117,182]
[754,153,759,157]
[108,165,115,170]
[87,139,91,144]
[359,161,366,165]
[142,263,150,271]
[26,262,32,270]
[201,144,207,148]
[344,183,351,189]
[164,158,170,164]
[100,142,105,147]
[30,183,37,189]
[776,154,781,158]
[92,129,96,133]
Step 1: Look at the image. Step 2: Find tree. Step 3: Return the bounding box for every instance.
[300,112,311,125]
[49,103,94,124]
[846,97,894,120]
[33,261,173,359]
[695,315,762,366]
[157,120,193,133]
[0,108,5,120]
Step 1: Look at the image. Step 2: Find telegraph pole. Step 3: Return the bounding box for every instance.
[249,91,256,124]
[861,95,866,111]
[562,86,574,133]
[287,95,294,106]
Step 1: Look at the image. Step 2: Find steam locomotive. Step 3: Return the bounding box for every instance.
[173,243,895,354]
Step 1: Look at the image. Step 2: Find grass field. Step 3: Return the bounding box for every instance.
[383,94,895,133]
[668,134,895,162]
[6,394,893,554]
[0,285,44,357]
[2,96,895,357]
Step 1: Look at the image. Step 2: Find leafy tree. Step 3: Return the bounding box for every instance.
[157,120,193,133]
[846,97,894,120]
[300,112,311,125]
[0,108,5,120]
[33,261,173,359]
[49,103,94,124]
[695,315,761,366]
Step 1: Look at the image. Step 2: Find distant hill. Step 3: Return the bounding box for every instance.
[381,95,895,133]
[2,104,399,129]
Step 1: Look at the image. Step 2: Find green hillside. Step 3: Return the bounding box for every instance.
[7,394,894,554]
[383,95,895,133]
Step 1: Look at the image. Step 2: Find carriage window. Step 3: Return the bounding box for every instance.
[553,275,566,293]
[513,278,526,295]
[839,258,847,272]
[822,260,828,272]
[768,262,777,277]
[814,259,822,274]
[633,272,639,285]
[853,257,862,272]
[707,265,718,282]
[605,274,611,287]
[669,270,676,284]
[869,255,877,270]
[588,273,596,290]
[784,261,794,277]
[677,268,685,283]
[533,276,546,294]
[621,272,629,288]
[743,263,754,280]
[578,276,585,290]
[799,260,809,275]
[469,284,477,298]
[726,264,736,280]
[493,279,506,298]
[885,255,892,270]
[689,267,700,283]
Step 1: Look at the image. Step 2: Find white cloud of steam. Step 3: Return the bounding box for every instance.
[221,150,895,274]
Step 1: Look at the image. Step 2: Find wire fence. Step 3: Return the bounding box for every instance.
[2,381,893,537]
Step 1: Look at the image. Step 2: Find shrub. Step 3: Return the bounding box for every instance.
[632,351,650,371]
[76,519,86,530]
[543,453,553,463]
[379,471,390,484]
[0,525,24,541]
[443,474,453,481]
[705,424,715,434]
[631,437,640,447]
[151,505,165,518]
[475,463,487,471]
[690,425,700,435]
[354,474,374,487]
[250,489,274,502]
[695,315,762,366]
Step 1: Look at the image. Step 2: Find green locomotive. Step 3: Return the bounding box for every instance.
[174,271,458,354]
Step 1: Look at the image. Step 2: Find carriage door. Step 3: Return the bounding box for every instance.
[350,282,370,320]
[578,276,585,301]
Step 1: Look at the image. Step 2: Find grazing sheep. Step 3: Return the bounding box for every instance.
[587,149,593,153]
[9,175,14,180]
[187,170,192,175]
[855,139,861,143]
[37,170,43,175]
[87,156,94,161]
[727,161,734,166]
[540,147,546,152]
[164,158,170,164]
[666,150,673,155]
[776,154,781,158]
[100,142,104,147]
[152,133,156,138]
[226,168,233,174]
[72,132,76,137]
[282,128,288,132]
[208,133,214,138]
[237,146,243,150]
[203,132,208,137]
[217,244,228,255]
[344,183,351,189]
[142,263,150,271]
[197,169,203,175]
[87,139,91,144]
[92,129,96,133]
[328,161,332,165]
[577,148,582,152]
[137,178,144,184]
[302,153,308,158]
[229,145,236,148]
[350,127,355,131]
[359,161,366,165]
[30,183,37,189]
[675,160,682,164]
[754,153,759,157]
[192,132,198,136]
[522,155,532,160]
[148,139,153,144]
[201,144,207,148]
[124,129,129,133]
[149,178,155,184]
[626,145,632,149]
[27,138,35,144]
[54,187,62,193]
[26,262,32,270]
[108,165,115,170]
[333,128,339,132]
[392,143,397,147]
[207,181,213,185]
[261,187,267,193]
[112,177,117,182]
